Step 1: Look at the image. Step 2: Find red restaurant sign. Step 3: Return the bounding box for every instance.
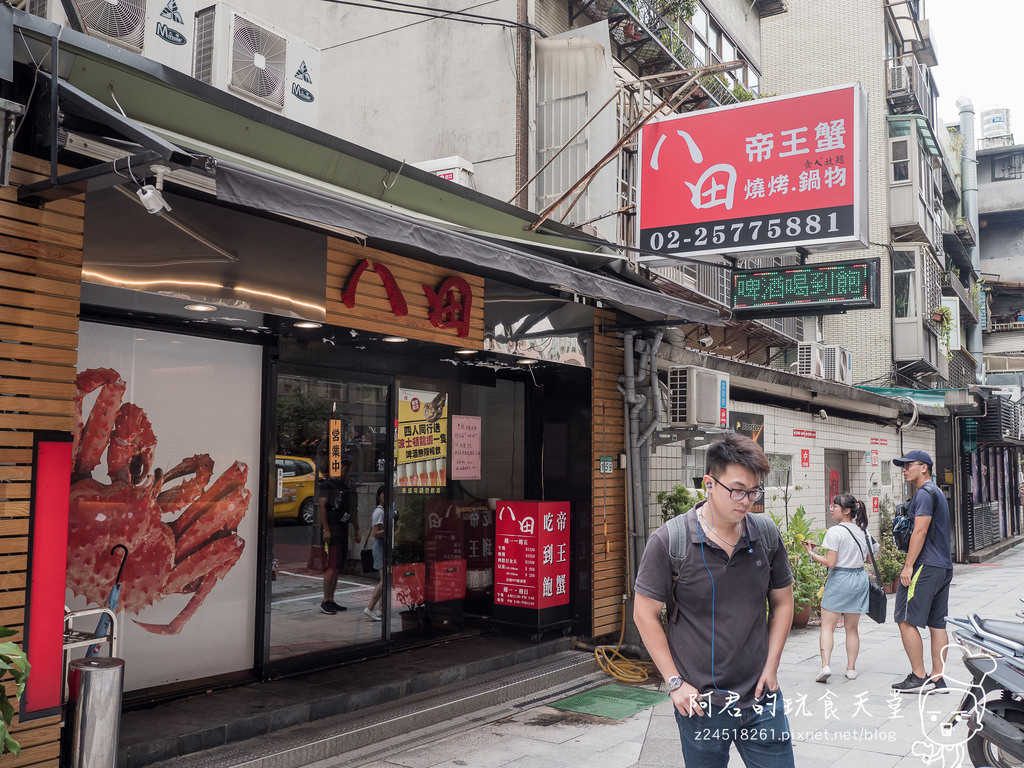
[638,83,868,258]
[494,501,570,610]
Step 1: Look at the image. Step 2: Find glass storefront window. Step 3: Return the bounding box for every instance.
[270,373,389,661]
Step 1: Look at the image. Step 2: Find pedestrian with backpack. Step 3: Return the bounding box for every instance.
[633,434,795,768]
[318,454,361,614]
[890,450,953,694]
[802,494,877,683]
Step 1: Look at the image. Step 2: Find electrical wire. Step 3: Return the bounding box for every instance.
[319,0,544,49]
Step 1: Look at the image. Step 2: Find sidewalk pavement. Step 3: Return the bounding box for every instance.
[335,543,1024,768]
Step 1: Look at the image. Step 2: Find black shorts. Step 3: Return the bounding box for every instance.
[894,564,952,628]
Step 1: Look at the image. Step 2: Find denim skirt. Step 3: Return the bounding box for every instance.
[821,566,869,614]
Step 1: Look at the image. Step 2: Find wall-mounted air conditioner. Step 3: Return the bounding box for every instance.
[412,156,476,188]
[193,3,319,127]
[667,366,729,429]
[823,345,854,386]
[797,341,826,379]
[29,0,195,72]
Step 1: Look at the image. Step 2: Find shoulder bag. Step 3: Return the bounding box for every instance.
[360,530,375,574]
[841,525,887,624]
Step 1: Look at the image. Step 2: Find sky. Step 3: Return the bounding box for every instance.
[926,0,1024,136]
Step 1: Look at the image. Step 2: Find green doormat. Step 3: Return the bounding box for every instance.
[549,683,668,720]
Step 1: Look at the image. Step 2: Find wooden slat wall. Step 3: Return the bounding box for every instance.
[591,310,626,638]
[326,238,485,348]
[0,152,84,768]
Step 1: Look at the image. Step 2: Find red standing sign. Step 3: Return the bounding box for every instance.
[494,501,570,610]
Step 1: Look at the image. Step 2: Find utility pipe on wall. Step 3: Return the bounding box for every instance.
[958,96,984,378]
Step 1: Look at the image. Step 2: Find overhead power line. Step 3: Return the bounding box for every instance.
[319,0,545,49]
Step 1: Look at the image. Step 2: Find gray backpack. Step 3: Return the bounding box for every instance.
[664,511,782,622]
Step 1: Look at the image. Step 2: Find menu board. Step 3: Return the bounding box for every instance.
[494,501,570,610]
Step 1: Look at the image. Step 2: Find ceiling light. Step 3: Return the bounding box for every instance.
[516,358,538,365]
[454,348,477,355]
[382,336,408,343]
[184,303,217,313]
[293,321,322,329]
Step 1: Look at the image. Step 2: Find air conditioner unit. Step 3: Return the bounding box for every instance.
[28,0,195,73]
[667,366,730,429]
[822,345,854,386]
[797,342,826,379]
[412,156,476,188]
[888,65,910,94]
[193,3,320,126]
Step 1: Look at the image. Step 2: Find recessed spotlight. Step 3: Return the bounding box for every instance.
[382,336,408,343]
[454,348,477,355]
[516,358,538,365]
[294,321,322,329]
[184,303,217,313]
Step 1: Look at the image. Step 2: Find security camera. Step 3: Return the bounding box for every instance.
[817,409,828,421]
[136,184,171,215]
[698,334,715,348]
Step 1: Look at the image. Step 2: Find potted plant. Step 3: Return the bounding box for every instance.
[877,497,905,592]
[770,507,825,627]
[931,305,955,360]
[0,627,29,755]
[657,484,705,523]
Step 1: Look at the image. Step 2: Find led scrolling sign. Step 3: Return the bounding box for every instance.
[730,257,881,319]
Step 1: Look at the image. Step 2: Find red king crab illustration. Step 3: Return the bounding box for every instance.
[68,368,250,635]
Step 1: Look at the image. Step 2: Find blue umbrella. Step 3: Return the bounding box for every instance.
[86,544,127,658]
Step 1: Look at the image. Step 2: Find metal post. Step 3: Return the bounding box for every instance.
[66,657,124,768]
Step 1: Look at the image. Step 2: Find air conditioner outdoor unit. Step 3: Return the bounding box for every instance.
[797,342,826,379]
[823,345,854,386]
[667,366,729,429]
[888,66,910,94]
[28,0,195,72]
[412,156,476,188]
[193,3,320,126]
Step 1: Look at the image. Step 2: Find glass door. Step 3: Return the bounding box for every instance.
[268,372,390,661]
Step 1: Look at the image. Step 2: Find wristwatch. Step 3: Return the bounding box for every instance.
[667,675,684,692]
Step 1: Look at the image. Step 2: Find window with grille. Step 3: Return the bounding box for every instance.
[992,152,1024,181]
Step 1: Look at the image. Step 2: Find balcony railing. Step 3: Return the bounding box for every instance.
[941,271,980,325]
[885,54,934,124]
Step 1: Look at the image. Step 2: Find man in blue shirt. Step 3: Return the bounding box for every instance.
[891,450,954,694]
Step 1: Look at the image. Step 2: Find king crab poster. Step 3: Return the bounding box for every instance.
[68,322,261,690]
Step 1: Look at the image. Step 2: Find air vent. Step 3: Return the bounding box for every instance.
[230,14,287,107]
[78,0,146,50]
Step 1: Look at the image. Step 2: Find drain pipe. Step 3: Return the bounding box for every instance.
[638,330,665,449]
[958,96,984,381]
[618,331,649,585]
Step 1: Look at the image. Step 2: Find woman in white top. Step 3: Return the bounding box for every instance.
[363,486,387,622]
[803,493,878,683]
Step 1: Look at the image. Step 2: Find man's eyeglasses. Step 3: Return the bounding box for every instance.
[708,475,764,502]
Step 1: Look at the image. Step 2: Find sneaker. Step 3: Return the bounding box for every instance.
[929,676,948,693]
[892,673,931,693]
[815,666,831,683]
[845,669,858,681]
[363,607,382,622]
[320,601,336,615]
[328,601,348,612]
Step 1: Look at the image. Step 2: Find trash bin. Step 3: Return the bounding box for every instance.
[66,657,124,768]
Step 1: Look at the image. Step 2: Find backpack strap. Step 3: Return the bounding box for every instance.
[665,514,690,623]
[914,483,940,543]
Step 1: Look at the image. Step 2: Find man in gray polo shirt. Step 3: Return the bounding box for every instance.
[634,434,795,768]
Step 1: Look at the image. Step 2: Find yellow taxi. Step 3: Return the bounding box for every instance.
[273,455,318,524]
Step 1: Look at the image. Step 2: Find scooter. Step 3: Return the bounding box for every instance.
[946,611,1024,767]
